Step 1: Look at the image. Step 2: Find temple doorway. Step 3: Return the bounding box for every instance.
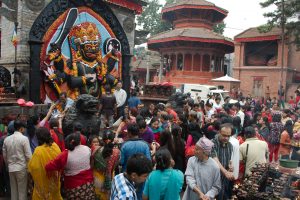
[253,79,263,97]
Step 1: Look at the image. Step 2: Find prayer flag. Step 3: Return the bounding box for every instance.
[11,27,18,47]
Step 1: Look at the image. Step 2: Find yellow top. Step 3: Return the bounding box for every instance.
[28,143,63,200]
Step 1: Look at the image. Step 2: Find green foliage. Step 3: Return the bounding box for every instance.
[136,0,173,36]
[213,22,226,35]
[260,0,300,49]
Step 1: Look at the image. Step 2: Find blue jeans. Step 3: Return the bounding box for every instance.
[136,182,145,200]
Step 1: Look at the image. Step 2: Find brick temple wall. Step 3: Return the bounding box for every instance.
[233,40,300,100]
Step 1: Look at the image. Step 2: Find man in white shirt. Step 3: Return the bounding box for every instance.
[239,97,246,107]
[213,97,222,111]
[234,102,245,127]
[114,81,127,119]
[2,120,32,200]
[205,102,216,120]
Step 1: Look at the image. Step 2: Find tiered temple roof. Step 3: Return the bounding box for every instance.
[235,27,282,42]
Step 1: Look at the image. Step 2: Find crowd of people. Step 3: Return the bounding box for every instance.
[1,82,300,200]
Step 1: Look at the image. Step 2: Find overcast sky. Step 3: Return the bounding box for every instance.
[158,0,276,39]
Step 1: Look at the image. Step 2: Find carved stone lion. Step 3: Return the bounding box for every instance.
[63,94,101,137]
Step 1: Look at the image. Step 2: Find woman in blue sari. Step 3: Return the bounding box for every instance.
[143,148,184,200]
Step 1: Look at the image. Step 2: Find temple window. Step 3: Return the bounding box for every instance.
[244,40,278,66]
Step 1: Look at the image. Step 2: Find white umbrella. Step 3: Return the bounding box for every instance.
[212,74,240,82]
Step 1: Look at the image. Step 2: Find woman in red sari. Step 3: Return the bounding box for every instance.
[45,132,95,199]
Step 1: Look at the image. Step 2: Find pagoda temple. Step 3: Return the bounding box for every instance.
[148,0,234,86]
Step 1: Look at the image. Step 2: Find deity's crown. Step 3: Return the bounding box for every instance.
[69,22,101,45]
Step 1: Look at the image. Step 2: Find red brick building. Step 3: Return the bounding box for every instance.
[147,0,234,87]
[233,27,300,99]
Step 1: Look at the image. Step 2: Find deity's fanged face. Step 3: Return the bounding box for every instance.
[69,22,101,62]
[80,41,100,61]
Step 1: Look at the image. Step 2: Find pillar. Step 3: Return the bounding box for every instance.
[29,40,42,103]
[200,54,203,72]
[241,43,245,66]
[182,53,185,71]
[221,57,224,72]
[215,56,218,72]
[122,54,132,95]
[175,53,178,70]
[210,54,213,72]
[191,53,194,71]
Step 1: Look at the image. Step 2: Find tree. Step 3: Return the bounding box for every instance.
[136,0,173,36]
[260,0,300,49]
[213,22,226,35]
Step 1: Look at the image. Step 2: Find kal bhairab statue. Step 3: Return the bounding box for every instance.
[42,8,121,100]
